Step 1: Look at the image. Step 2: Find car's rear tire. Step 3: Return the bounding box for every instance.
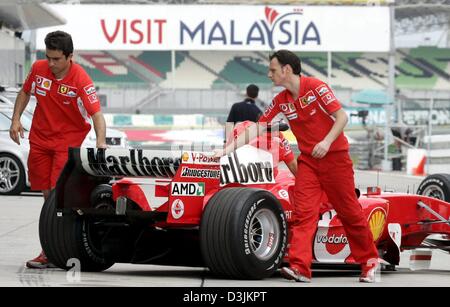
[0,153,26,195]
[39,189,115,272]
[200,188,287,279]
[417,173,450,202]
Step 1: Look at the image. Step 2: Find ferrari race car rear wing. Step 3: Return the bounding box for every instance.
[79,147,183,178]
[55,145,277,214]
[55,147,187,211]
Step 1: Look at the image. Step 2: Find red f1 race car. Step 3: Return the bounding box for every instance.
[39,145,450,279]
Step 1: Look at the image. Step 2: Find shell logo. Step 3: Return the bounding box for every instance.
[368,208,386,242]
[182,152,189,162]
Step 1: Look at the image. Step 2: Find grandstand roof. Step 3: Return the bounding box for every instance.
[0,1,66,30]
[396,0,450,16]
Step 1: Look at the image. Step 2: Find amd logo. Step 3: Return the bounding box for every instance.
[171,182,205,196]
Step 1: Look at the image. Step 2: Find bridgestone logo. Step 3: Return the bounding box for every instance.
[81,221,107,264]
[275,212,287,265]
[424,179,443,186]
[243,202,258,255]
[181,167,220,179]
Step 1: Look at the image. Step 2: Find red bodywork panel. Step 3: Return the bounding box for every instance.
[111,158,450,265]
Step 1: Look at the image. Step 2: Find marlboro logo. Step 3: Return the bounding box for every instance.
[80,148,182,178]
[219,145,274,186]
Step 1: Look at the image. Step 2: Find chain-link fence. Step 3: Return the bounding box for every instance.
[349,96,450,172]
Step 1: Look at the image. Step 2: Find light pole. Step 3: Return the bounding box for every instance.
[383,3,396,171]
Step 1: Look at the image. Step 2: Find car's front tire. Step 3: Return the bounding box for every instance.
[200,188,287,279]
[417,173,450,202]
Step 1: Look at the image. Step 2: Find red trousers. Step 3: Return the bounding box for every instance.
[289,151,378,278]
[28,143,68,191]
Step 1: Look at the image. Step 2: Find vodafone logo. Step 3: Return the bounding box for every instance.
[316,234,348,245]
[322,93,337,105]
[318,232,349,256]
[280,103,296,114]
[171,199,184,219]
[313,210,351,262]
[324,214,348,255]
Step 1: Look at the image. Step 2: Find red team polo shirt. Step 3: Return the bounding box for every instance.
[259,76,349,156]
[23,60,101,151]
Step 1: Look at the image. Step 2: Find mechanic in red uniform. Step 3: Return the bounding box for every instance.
[9,31,107,269]
[216,50,379,283]
[227,120,297,177]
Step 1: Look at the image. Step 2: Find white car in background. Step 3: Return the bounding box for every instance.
[0,86,37,113]
[0,107,128,195]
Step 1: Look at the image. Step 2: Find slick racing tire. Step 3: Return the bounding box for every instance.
[39,188,115,272]
[0,153,26,195]
[417,173,450,202]
[200,188,287,280]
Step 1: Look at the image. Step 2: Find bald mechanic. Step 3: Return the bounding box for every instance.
[215,50,379,283]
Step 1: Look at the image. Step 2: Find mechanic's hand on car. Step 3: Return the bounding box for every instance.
[212,148,225,158]
[312,139,331,159]
[96,142,108,149]
[9,120,25,145]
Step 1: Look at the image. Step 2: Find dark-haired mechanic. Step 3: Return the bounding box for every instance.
[10,30,107,269]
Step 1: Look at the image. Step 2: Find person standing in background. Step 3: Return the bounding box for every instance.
[225,84,263,141]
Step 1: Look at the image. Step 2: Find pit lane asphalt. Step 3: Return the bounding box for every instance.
[1,170,449,287]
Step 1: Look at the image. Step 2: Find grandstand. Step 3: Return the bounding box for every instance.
[131,51,186,82]
[35,50,147,86]
[36,48,449,92]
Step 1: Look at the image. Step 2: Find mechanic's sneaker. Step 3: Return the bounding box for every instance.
[280,267,311,283]
[25,251,56,269]
[359,261,381,283]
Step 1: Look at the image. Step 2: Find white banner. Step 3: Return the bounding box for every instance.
[36,4,390,52]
